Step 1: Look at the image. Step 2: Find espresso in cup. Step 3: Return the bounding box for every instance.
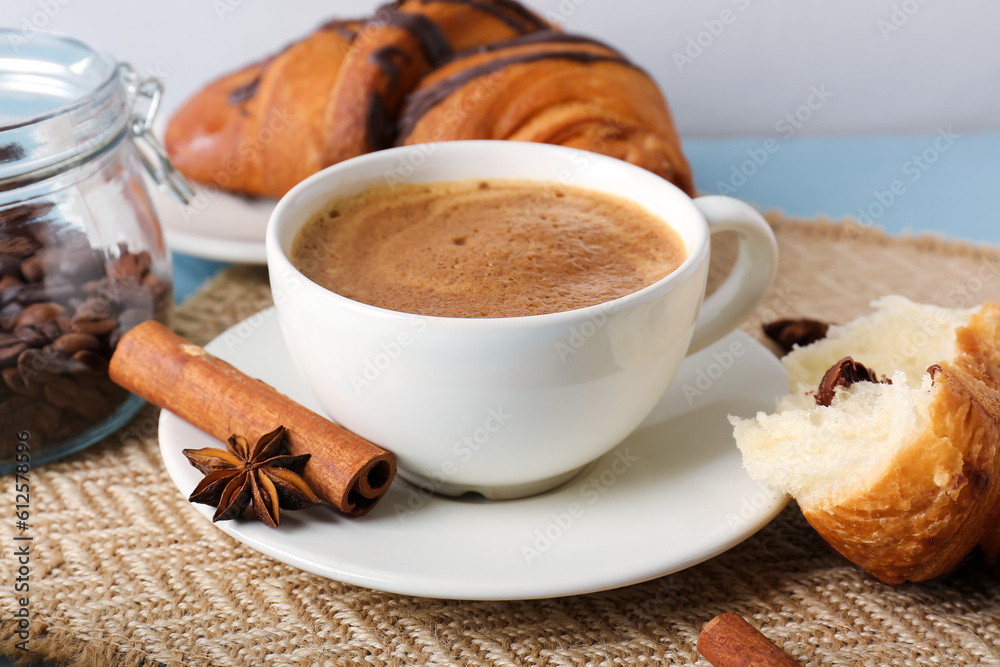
[290,179,686,318]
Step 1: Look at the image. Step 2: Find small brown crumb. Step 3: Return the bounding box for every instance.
[927,364,942,383]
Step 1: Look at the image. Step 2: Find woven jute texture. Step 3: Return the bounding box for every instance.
[3,214,1000,666]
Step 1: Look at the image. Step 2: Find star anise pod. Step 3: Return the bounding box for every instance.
[182,425,321,527]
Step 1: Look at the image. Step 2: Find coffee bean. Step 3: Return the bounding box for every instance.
[68,317,117,336]
[106,251,150,280]
[11,282,76,305]
[0,303,22,329]
[0,342,28,368]
[16,302,64,327]
[13,325,50,348]
[143,272,171,301]
[38,320,63,342]
[69,349,108,375]
[72,369,106,391]
[40,277,79,301]
[15,348,51,383]
[51,412,90,442]
[117,307,150,332]
[0,253,21,276]
[2,367,41,398]
[0,285,19,307]
[56,247,106,282]
[52,333,100,355]
[2,283,29,305]
[16,348,75,384]
[0,203,55,235]
[40,377,76,409]
[20,255,45,283]
[0,395,60,437]
[72,296,114,321]
[44,377,113,419]
[117,284,154,311]
[80,277,109,295]
[0,236,36,258]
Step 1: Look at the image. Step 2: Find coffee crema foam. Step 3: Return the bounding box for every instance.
[291,179,687,318]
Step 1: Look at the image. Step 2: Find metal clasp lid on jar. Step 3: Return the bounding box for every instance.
[120,64,193,204]
[0,32,192,204]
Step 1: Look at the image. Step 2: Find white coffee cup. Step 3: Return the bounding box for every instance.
[266,141,777,499]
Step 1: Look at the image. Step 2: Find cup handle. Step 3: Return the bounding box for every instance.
[687,196,778,355]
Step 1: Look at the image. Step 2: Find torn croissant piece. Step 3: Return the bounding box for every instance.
[731,296,1000,584]
[398,30,694,195]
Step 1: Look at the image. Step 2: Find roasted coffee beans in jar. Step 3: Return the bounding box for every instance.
[0,31,191,469]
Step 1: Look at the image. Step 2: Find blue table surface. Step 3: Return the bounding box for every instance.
[4,131,998,667]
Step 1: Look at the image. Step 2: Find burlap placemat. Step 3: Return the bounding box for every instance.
[3,214,1000,666]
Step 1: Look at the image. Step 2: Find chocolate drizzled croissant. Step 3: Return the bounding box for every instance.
[165,0,694,199]
[165,22,360,197]
[398,30,694,194]
[320,0,548,165]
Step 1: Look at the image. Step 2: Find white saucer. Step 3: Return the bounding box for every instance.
[150,178,272,264]
[158,310,788,600]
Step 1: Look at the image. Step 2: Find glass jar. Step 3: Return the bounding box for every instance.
[0,31,191,471]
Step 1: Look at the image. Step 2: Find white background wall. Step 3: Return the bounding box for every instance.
[3,0,998,137]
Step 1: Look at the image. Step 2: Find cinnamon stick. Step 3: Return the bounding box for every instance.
[109,321,395,516]
[697,613,800,667]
